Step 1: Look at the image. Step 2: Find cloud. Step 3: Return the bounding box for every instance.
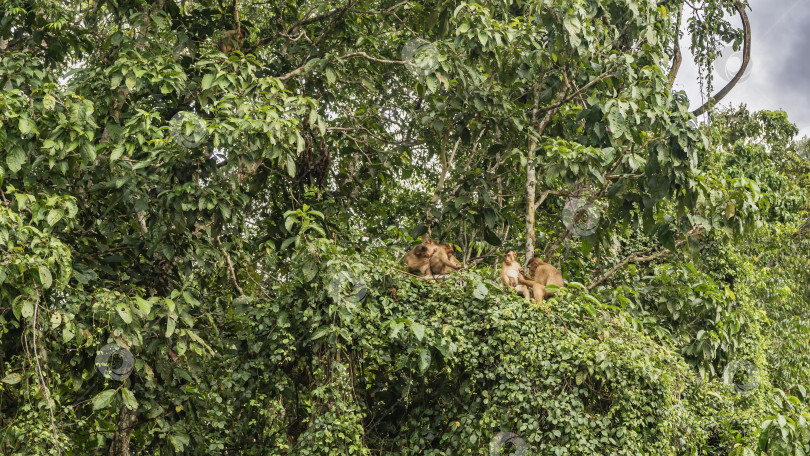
[675,0,810,137]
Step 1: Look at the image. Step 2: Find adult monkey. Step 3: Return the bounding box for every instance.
[526,257,564,304]
[404,239,440,276]
[217,29,245,53]
[217,0,244,53]
[429,243,462,275]
[500,250,534,298]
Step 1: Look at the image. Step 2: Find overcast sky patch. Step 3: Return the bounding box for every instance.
[674,0,810,138]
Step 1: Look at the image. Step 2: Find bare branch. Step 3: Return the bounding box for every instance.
[31,291,62,456]
[587,240,686,290]
[691,1,751,116]
[536,73,612,114]
[668,4,684,87]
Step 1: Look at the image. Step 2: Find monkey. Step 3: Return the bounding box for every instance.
[429,243,462,275]
[217,29,245,53]
[404,239,440,276]
[526,257,565,304]
[500,250,534,299]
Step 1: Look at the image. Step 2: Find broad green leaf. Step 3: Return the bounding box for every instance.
[170,432,190,452]
[419,349,431,373]
[6,148,25,173]
[62,324,75,343]
[39,266,53,289]
[46,208,64,226]
[1,373,22,384]
[411,323,426,342]
[201,73,216,90]
[18,117,36,136]
[135,296,152,316]
[116,302,133,324]
[21,300,34,319]
[121,387,138,410]
[166,313,177,338]
[92,389,117,410]
[182,291,200,307]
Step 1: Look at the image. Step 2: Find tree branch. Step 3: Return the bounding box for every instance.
[668,4,684,87]
[691,1,750,116]
[536,73,612,114]
[587,240,686,291]
[246,5,353,53]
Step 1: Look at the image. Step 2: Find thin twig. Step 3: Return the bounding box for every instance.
[31,289,62,456]
[217,237,244,295]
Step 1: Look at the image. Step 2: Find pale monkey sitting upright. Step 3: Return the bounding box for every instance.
[500,250,534,299]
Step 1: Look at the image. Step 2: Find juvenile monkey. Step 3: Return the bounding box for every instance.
[429,243,462,275]
[526,257,565,304]
[500,250,534,298]
[404,239,440,276]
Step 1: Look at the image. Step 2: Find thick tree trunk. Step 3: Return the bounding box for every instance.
[525,77,570,263]
[525,143,537,265]
[108,405,137,456]
[525,82,542,265]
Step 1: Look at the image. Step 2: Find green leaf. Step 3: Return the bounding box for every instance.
[411,323,426,342]
[166,313,177,338]
[62,324,75,343]
[121,387,138,410]
[135,296,152,316]
[182,291,200,307]
[18,117,36,136]
[46,208,64,226]
[201,73,216,90]
[38,266,53,289]
[110,145,125,162]
[310,326,330,341]
[6,147,25,173]
[170,432,190,452]
[285,153,296,177]
[43,94,56,110]
[92,389,117,410]
[419,349,431,373]
[660,229,676,252]
[325,67,336,84]
[473,283,489,300]
[72,264,98,285]
[1,373,22,384]
[116,302,133,324]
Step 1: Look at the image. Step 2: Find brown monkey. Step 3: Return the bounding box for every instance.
[500,250,534,298]
[404,239,440,276]
[526,257,565,304]
[429,243,462,275]
[217,29,244,53]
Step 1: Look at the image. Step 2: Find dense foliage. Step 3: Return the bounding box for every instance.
[1,0,809,455]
